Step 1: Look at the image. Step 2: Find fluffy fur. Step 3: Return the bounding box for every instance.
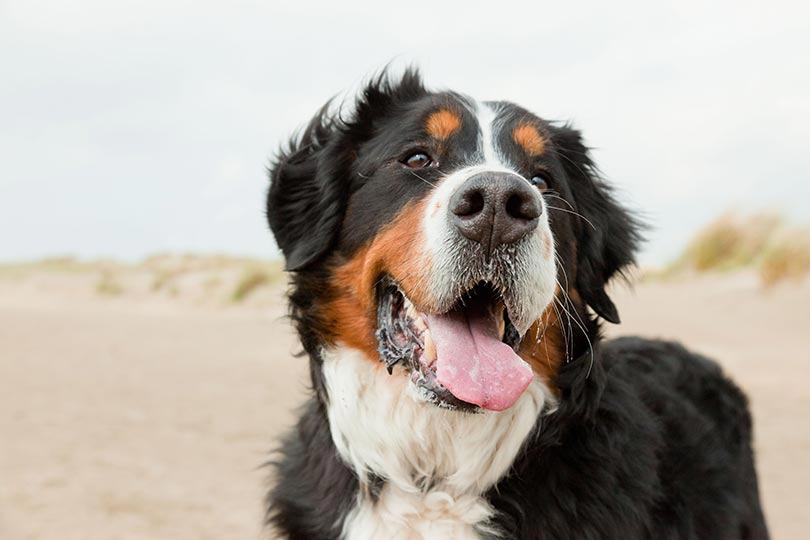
[264,69,769,539]
[323,347,554,539]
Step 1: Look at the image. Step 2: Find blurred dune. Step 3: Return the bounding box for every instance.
[0,252,808,539]
[0,255,285,308]
[662,212,810,285]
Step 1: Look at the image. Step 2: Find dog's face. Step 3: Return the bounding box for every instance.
[268,71,639,412]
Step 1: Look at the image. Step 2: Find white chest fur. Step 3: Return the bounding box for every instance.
[321,347,555,540]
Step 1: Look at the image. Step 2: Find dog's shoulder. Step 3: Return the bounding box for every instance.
[489,338,762,539]
[601,337,760,535]
[267,400,359,540]
[601,336,753,440]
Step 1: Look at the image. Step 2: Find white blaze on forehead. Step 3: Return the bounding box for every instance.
[416,98,558,330]
[427,99,527,186]
[472,100,534,187]
[423,100,527,255]
[475,101,509,169]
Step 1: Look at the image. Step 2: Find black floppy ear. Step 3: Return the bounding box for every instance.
[266,108,348,271]
[550,125,643,324]
[267,68,427,271]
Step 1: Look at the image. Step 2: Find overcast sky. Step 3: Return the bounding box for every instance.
[2,0,808,265]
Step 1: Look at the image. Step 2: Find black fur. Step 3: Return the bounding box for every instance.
[267,399,359,539]
[486,338,768,539]
[547,125,642,324]
[264,69,768,539]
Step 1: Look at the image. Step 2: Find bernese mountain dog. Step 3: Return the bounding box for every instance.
[264,69,769,540]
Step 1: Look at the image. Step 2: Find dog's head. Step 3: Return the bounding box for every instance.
[268,70,640,412]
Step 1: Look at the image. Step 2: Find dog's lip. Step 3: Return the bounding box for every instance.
[375,276,530,411]
[397,288,508,339]
[381,277,514,343]
[374,280,478,411]
[382,280,525,337]
[389,278,536,338]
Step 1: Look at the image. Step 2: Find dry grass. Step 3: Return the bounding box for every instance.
[231,265,281,302]
[669,212,810,285]
[142,253,265,273]
[151,267,182,292]
[673,212,783,272]
[96,270,124,296]
[1,254,285,303]
[0,256,109,277]
[760,229,810,286]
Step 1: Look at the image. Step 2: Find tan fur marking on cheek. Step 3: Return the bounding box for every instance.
[426,109,462,140]
[518,287,565,390]
[321,200,432,362]
[322,256,378,359]
[513,123,546,156]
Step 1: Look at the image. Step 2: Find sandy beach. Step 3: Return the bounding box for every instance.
[0,264,807,539]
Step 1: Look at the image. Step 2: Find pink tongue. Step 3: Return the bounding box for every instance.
[425,306,533,411]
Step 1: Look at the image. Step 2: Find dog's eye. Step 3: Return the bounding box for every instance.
[404,152,433,168]
[530,174,550,192]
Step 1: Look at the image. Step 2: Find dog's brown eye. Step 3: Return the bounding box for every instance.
[530,174,549,192]
[404,152,433,168]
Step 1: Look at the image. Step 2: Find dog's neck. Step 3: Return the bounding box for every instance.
[320,346,557,495]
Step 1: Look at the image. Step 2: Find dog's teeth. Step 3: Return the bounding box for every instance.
[414,315,427,331]
[405,299,418,320]
[423,329,437,364]
[498,311,506,340]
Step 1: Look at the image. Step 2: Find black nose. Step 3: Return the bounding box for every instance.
[449,171,541,253]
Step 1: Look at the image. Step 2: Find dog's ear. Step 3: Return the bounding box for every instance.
[550,124,643,324]
[267,107,349,271]
[267,68,427,271]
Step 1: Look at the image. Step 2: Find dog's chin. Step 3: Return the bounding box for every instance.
[375,276,544,412]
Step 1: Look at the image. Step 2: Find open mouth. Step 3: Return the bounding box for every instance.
[376,278,533,412]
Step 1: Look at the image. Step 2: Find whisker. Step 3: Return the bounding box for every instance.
[554,253,595,377]
[554,286,595,377]
[546,203,597,231]
[542,191,576,212]
[407,170,438,188]
[544,146,593,181]
[549,288,569,363]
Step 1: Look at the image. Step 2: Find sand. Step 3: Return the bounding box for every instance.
[0,266,807,539]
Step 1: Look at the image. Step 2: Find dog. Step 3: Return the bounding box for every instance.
[264,69,769,540]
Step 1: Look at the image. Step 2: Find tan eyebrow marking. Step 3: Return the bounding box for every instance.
[513,123,546,156]
[425,109,462,140]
